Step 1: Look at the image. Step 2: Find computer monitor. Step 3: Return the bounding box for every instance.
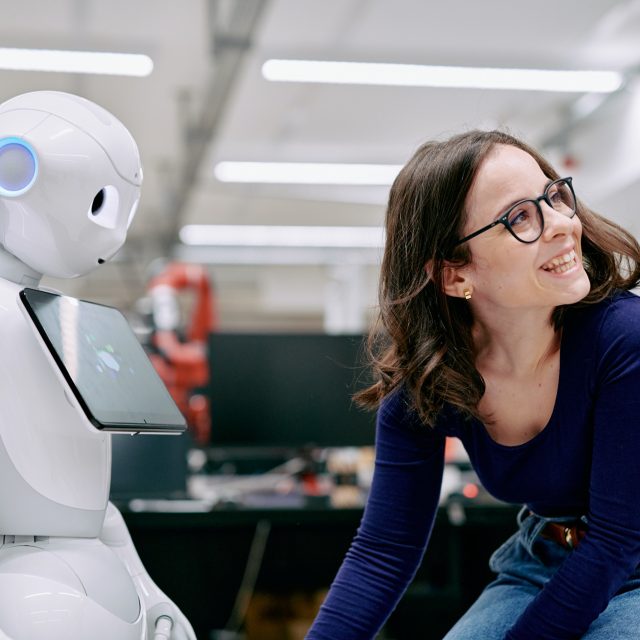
[207,333,375,449]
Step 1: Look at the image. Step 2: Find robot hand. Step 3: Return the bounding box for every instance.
[146,602,194,640]
[99,502,196,640]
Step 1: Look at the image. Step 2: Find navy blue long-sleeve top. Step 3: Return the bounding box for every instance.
[306,290,640,639]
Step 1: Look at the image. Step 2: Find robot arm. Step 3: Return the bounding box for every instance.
[99,502,196,640]
[147,262,218,444]
[148,262,217,344]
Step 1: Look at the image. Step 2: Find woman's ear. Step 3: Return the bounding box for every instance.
[440,260,472,299]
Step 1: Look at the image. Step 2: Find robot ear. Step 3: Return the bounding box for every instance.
[0,137,38,197]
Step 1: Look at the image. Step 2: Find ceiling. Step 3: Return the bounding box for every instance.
[3,0,640,330]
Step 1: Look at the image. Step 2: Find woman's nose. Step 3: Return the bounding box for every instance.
[540,201,574,239]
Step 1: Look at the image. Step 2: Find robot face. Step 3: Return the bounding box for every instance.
[0,91,142,279]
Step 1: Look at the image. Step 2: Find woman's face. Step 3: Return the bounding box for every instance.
[460,144,591,311]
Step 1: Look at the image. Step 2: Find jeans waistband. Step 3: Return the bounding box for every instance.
[516,505,588,555]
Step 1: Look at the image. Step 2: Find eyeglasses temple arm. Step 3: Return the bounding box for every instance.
[454,219,504,247]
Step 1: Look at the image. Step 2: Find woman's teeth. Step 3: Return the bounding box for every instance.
[542,250,577,273]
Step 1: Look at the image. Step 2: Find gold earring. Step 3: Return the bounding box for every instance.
[463,289,472,300]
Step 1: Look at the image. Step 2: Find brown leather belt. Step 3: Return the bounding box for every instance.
[539,521,587,550]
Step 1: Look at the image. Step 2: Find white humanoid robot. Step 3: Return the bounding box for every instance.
[0,91,196,640]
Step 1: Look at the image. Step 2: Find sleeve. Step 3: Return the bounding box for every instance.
[305,389,446,639]
[505,296,640,639]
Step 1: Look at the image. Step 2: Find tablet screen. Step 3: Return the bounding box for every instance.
[20,287,186,433]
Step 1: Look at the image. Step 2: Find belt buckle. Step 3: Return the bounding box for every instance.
[564,526,576,549]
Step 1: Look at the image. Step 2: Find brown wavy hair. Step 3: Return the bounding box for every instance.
[356,129,640,426]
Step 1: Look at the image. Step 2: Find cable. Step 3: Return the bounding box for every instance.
[223,519,272,634]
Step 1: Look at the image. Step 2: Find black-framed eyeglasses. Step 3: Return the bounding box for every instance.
[454,177,576,247]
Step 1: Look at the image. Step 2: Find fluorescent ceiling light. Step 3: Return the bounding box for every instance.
[262,59,623,93]
[0,47,153,77]
[214,161,402,185]
[180,224,385,248]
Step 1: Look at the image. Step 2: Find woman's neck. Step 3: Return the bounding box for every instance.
[471,308,560,378]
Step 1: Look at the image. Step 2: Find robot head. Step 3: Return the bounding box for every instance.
[0,91,142,278]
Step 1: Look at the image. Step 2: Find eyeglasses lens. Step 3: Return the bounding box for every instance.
[508,179,575,242]
[549,180,576,215]
[507,201,542,242]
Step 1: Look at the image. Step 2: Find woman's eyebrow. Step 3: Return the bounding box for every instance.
[493,179,554,219]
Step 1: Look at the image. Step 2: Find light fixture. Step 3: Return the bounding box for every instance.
[214,161,402,185]
[179,224,385,248]
[262,59,623,93]
[0,47,153,77]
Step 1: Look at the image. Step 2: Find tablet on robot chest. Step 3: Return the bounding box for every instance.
[20,287,186,434]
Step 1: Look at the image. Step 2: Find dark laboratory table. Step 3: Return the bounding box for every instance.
[120,499,521,640]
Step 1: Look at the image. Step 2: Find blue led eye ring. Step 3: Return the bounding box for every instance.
[0,137,38,197]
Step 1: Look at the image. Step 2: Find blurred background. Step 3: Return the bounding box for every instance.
[5,0,640,638]
[18,0,639,330]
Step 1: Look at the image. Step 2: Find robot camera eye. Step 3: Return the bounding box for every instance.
[0,137,38,197]
[87,185,120,229]
[91,189,106,215]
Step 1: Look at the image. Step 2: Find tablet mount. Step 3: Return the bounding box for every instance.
[0,91,195,640]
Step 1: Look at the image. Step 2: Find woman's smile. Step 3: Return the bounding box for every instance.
[540,249,580,276]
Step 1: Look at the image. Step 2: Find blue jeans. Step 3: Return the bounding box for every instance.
[443,506,640,639]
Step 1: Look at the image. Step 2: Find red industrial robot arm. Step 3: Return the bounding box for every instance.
[147,262,218,444]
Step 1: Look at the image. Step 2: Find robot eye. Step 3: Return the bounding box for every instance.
[0,137,38,197]
[87,185,120,229]
[91,189,106,215]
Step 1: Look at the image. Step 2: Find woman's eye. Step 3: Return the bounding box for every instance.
[549,189,562,203]
[509,210,529,226]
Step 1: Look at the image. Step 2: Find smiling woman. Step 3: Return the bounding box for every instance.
[306,130,640,640]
